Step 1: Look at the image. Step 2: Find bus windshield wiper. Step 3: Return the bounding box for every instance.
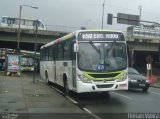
[107,40,117,52]
[89,41,100,54]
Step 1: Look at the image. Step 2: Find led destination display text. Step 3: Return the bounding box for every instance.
[78,32,125,41]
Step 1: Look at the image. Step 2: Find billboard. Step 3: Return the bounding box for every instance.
[117,13,140,25]
[7,54,21,73]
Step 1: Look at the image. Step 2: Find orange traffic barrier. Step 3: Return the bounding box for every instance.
[147,74,157,84]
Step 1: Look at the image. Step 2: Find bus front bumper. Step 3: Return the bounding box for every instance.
[76,80,128,93]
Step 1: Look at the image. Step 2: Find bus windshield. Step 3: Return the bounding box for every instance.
[78,42,127,72]
[21,57,34,66]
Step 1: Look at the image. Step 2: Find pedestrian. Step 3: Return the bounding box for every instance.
[2,62,5,71]
[0,62,2,71]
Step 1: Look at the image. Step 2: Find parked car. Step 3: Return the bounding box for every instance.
[128,67,150,92]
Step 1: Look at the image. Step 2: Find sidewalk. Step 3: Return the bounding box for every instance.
[0,72,93,119]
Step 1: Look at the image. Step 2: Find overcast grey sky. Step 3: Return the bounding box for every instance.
[1,0,160,32]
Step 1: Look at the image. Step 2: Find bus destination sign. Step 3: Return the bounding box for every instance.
[78,32,125,41]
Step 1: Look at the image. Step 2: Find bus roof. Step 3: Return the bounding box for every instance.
[41,32,76,49]
[40,29,124,49]
[77,29,123,32]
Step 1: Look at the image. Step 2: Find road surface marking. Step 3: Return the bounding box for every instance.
[83,107,101,119]
[50,86,64,95]
[111,92,133,100]
[66,95,78,104]
[50,86,101,119]
[50,86,78,103]
[151,91,160,96]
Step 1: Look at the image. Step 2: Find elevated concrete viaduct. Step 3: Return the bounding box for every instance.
[0,27,69,51]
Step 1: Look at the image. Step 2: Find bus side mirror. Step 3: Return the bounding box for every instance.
[73,43,78,52]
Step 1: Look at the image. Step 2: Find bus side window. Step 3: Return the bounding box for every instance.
[57,43,63,60]
[33,20,40,28]
[26,20,32,26]
[39,22,44,29]
[54,44,58,60]
[71,42,76,60]
[64,41,71,60]
[2,17,4,23]
[15,18,18,25]
[44,48,49,61]
[21,19,25,25]
[40,50,42,60]
[7,18,12,25]
[48,46,52,61]
[51,45,56,60]
[2,17,7,23]
[42,50,45,61]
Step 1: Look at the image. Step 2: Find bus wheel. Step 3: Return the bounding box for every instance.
[63,75,69,95]
[45,71,50,85]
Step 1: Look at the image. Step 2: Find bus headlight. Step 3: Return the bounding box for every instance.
[78,75,92,83]
[117,74,127,82]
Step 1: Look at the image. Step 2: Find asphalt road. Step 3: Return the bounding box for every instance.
[71,88,160,113]
[51,82,160,119]
[28,72,160,119]
[1,72,160,119]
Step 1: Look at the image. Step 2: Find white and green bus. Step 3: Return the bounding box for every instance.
[40,30,128,93]
[21,56,34,72]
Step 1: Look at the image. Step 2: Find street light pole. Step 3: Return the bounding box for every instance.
[17,5,38,52]
[33,20,38,83]
[138,5,142,26]
[17,5,22,51]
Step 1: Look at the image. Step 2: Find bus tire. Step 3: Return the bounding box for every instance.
[63,74,69,95]
[45,71,50,85]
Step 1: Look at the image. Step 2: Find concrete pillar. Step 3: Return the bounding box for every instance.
[129,47,135,67]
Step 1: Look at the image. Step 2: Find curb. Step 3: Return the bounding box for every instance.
[150,84,160,88]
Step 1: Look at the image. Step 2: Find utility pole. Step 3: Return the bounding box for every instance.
[17,5,38,53]
[33,20,38,83]
[101,0,105,29]
[138,5,142,25]
[17,5,22,51]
